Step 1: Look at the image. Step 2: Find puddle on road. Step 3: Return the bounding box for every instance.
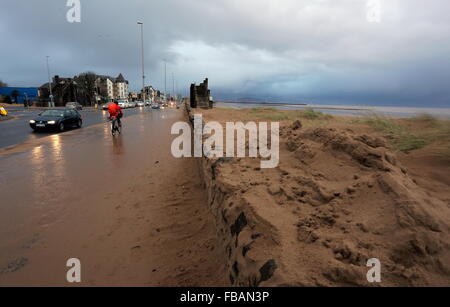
[0,110,183,281]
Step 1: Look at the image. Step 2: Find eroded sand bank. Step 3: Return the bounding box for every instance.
[191,107,450,286]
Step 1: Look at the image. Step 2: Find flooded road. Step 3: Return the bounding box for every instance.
[0,107,148,149]
[0,109,226,286]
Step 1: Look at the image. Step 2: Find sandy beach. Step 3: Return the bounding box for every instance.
[190,107,450,286]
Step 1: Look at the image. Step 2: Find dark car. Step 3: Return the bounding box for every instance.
[29,109,82,132]
[66,102,83,110]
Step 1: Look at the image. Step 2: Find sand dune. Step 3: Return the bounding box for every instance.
[196,108,450,286]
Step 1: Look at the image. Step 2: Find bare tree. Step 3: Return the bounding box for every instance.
[0,79,7,87]
[74,72,98,106]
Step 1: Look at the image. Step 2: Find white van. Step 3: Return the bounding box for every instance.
[117,99,129,109]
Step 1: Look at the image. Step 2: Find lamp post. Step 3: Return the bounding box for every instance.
[164,59,167,103]
[137,21,146,104]
[46,56,54,107]
[24,92,29,108]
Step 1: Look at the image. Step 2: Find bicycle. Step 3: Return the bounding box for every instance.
[110,117,121,136]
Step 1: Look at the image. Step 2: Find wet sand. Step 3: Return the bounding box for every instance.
[0,109,227,286]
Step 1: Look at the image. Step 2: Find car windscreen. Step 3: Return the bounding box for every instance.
[40,110,64,117]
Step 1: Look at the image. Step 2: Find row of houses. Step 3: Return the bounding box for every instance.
[144,86,159,102]
[130,86,169,103]
[38,73,129,106]
[96,74,129,101]
[143,86,180,103]
[0,73,130,107]
[0,73,177,107]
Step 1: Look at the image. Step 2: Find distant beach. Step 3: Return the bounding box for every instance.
[216,102,450,118]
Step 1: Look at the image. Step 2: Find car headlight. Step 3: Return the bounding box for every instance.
[29,120,36,124]
[48,121,56,125]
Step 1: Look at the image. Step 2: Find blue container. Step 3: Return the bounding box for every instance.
[0,87,39,104]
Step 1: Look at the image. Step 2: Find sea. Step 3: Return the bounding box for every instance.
[215,102,450,119]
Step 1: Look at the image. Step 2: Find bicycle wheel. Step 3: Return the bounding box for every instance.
[111,120,117,136]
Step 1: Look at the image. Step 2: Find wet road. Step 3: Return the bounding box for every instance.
[0,108,226,286]
[0,107,148,149]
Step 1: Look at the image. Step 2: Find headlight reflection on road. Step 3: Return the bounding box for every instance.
[30,145,46,200]
[50,134,62,158]
[102,122,112,140]
[31,145,43,163]
[49,135,67,190]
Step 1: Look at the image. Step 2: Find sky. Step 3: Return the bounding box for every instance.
[0,0,450,107]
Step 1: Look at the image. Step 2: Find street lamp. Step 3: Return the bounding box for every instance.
[24,92,29,108]
[46,56,54,108]
[137,21,146,104]
[164,59,167,103]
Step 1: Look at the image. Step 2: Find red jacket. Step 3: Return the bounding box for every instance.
[108,104,122,118]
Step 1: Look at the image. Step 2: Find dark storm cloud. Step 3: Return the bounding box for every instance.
[0,0,449,106]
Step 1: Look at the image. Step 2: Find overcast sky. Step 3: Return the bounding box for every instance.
[1,0,449,107]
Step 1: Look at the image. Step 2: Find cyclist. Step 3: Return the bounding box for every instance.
[108,101,123,128]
